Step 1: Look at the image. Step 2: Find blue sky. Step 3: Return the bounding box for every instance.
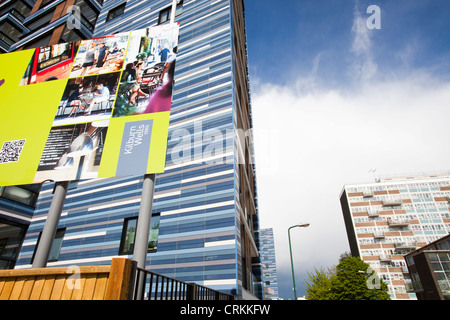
[243,0,450,300]
[245,0,450,90]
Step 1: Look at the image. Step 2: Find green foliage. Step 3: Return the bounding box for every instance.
[304,256,391,300]
[136,51,149,61]
[304,267,335,300]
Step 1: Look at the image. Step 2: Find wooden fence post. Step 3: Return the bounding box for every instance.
[104,258,137,300]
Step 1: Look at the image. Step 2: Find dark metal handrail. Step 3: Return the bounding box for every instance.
[133,267,234,301]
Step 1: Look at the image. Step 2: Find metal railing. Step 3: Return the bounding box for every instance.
[133,268,235,301]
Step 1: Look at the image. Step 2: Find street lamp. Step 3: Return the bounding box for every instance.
[358,270,377,300]
[288,223,310,300]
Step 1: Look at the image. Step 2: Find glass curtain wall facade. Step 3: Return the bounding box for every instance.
[16,0,262,299]
[340,173,450,300]
[260,228,279,300]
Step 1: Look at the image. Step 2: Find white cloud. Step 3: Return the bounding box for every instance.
[246,1,450,299]
[251,73,450,298]
[349,5,378,81]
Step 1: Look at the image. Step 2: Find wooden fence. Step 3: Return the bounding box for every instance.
[0,258,135,300]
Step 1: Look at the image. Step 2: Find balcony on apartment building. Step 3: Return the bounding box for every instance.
[394,242,418,250]
[362,190,374,198]
[379,254,392,262]
[382,198,403,207]
[0,0,33,52]
[368,208,379,218]
[373,231,386,239]
[9,0,102,51]
[388,218,410,227]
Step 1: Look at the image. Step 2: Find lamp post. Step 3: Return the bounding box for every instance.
[288,223,310,300]
[358,270,377,300]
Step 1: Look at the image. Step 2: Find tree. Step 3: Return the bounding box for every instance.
[304,267,335,300]
[339,251,352,261]
[304,255,391,300]
[330,256,390,300]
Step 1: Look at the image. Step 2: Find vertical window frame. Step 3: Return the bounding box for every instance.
[106,2,126,22]
[31,227,66,264]
[118,213,161,255]
[158,0,183,25]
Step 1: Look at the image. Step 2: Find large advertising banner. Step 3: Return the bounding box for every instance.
[0,23,179,187]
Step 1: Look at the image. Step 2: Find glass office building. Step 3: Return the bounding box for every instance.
[15,0,263,300]
[260,228,279,300]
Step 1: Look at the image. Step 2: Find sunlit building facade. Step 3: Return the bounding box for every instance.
[340,172,450,300]
[14,0,263,300]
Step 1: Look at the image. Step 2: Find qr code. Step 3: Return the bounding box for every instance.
[0,140,26,164]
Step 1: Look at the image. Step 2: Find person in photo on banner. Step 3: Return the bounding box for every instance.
[67,85,84,118]
[85,82,110,115]
[137,46,176,114]
[80,42,98,76]
[96,43,109,68]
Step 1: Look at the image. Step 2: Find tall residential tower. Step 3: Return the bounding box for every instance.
[340,172,450,300]
[15,0,263,300]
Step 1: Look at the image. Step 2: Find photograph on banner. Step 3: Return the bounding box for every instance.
[52,71,121,126]
[33,121,108,183]
[113,23,179,117]
[0,25,176,187]
[69,32,129,78]
[19,41,80,86]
